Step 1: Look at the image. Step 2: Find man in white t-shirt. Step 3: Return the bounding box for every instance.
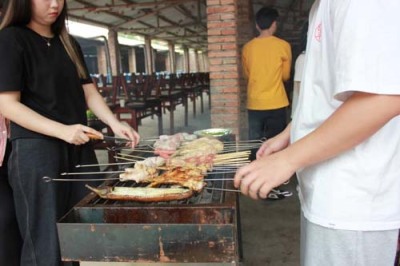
[234,0,400,265]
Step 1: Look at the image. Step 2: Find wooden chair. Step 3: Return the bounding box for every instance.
[113,74,163,135]
[157,74,188,134]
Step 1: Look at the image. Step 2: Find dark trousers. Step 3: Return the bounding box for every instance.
[0,142,22,266]
[248,108,287,160]
[8,138,99,266]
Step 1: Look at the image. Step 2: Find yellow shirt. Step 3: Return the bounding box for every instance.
[242,36,292,110]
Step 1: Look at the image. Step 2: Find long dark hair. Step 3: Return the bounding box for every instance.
[0,0,87,79]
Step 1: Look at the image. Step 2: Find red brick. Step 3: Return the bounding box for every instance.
[208,44,222,50]
[223,58,238,64]
[208,58,223,65]
[220,13,236,20]
[221,29,237,35]
[207,29,222,36]
[207,0,220,5]
[208,36,236,43]
[222,43,236,50]
[212,79,238,86]
[208,50,237,58]
[207,21,236,29]
[223,72,239,79]
[210,72,239,79]
[220,0,236,4]
[207,14,221,21]
[210,73,224,79]
[222,87,240,93]
[209,64,237,72]
[207,6,235,14]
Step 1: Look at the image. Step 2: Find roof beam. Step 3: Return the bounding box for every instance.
[69,0,191,12]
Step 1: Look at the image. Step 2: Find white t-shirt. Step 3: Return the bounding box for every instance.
[291,0,400,231]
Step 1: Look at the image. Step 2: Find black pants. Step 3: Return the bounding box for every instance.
[248,108,287,160]
[8,138,99,266]
[0,142,22,266]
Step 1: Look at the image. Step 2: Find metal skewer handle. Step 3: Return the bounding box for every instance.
[42,176,120,183]
[60,171,124,175]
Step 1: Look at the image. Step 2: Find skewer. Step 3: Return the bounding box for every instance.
[214,161,250,166]
[116,153,147,159]
[120,149,155,153]
[44,176,234,183]
[212,166,242,170]
[60,171,124,176]
[205,187,241,193]
[206,171,236,175]
[222,139,264,144]
[114,156,137,162]
[204,178,234,181]
[42,176,120,183]
[76,162,133,168]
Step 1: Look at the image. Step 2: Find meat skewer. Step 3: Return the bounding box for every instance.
[42,176,120,183]
[42,176,234,183]
[75,162,132,168]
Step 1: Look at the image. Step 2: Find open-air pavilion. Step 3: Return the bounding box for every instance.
[67,0,313,137]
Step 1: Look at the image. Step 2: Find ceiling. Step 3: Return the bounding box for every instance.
[67,0,314,51]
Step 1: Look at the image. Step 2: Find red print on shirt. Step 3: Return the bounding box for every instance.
[315,23,322,42]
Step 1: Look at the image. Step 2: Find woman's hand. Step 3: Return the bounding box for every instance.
[109,121,140,148]
[59,124,102,145]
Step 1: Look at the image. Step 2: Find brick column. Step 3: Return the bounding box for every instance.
[237,0,254,139]
[207,0,247,138]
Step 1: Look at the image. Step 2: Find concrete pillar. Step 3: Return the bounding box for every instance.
[144,37,154,74]
[96,46,107,75]
[107,29,121,75]
[176,54,184,73]
[168,42,176,73]
[203,51,209,72]
[194,50,200,73]
[182,46,190,73]
[128,47,137,74]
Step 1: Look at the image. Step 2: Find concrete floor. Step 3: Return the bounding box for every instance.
[83,94,301,266]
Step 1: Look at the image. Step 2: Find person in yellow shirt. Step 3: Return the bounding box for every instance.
[242,6,292,200]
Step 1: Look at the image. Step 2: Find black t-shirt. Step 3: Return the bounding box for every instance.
[0,26,92,140]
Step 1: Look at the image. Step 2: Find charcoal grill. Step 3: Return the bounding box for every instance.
[57,170,242,264]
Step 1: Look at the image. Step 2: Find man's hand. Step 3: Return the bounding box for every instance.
[234,150,295,200]
[257,126,291,158]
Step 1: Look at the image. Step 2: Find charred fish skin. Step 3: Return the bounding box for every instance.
[85,185,194,202]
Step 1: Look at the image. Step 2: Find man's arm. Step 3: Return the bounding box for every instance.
[235,92,400,199]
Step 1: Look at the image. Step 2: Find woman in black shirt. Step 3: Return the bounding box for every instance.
[0,0,140,265]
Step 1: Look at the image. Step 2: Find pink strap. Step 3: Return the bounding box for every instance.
[0,115,7,167]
